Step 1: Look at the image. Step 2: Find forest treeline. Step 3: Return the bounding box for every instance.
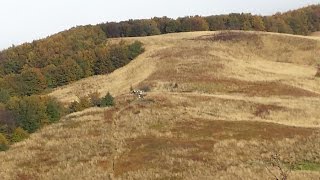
[0,26,144,94]
[0,25,144,149]
[100,5,320,37]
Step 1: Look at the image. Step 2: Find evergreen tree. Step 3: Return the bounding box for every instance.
[19,67,47,96]
[100,92,115,107]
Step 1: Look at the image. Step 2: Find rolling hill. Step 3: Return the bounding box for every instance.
[1,31,320,179]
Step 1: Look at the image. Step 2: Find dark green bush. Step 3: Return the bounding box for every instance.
[0,88,10,103]
[6,96,64,133]
[100,92,115,107]
[8,96,48,133]
[46,98,65,123]
[127,41,144,60]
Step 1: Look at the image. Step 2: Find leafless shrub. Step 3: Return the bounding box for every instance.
[88,91,101,106]
[266,153,293,180]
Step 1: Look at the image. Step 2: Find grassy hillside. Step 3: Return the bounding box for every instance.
[311,31,320,37]
[1,31,320,179]
[0,25,144,140]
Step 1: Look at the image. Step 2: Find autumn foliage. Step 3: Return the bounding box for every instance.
[0,4,318,150]
[100,5,320,37]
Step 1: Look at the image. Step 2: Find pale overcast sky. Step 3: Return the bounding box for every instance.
[0,0,319,50]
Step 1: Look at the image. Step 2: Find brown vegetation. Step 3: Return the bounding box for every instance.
[0,31,320,179]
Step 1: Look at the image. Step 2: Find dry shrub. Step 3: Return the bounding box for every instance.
[88,91,101,107]
[0,133,9,151]
[266,153,293,180]
[69,96,92,113]
[11,127,29,143]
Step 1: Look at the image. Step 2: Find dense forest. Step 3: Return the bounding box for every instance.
[0,26,144,93]
[100,5,320,37]
[0,4,319,150]
[0,26,144,149]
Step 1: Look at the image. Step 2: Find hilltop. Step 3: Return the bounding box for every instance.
[0,31,319,179]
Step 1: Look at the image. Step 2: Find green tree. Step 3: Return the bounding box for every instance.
[2,59,25,75]
[109,43,130,69]
[179,16,209,32]
[0,88,10,103]
[288,12,309,35]
[100,92,115,107]
[226,14,242,30]
[127,41,144,60]
[46,98,64,123]
[251,16,265,31]
[94,47,114,75]
[19,67,47,96]
[8,96,48,133]
[142,20,161,36]
[165,20,181,33]
[205,16,227,31]
[42,64,59,88]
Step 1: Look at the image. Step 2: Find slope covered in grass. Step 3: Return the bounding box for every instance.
[1,31,320,179]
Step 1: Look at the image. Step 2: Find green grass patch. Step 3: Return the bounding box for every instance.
[149,121,167,131]
[293,162,320,171]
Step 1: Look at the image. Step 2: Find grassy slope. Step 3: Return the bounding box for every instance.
[311,31,320,37]
[1,31,320,179]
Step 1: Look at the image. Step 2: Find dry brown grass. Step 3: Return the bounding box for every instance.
[1,31,320,179]
[310,31,320,38]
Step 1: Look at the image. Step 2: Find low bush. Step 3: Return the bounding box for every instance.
[6,95,65,133]
[88,91,101,107]
[127,41,145,60]
[100,92,115,107]
[46,98,65,123]
[0,88,10,103]
[11,127,29,143]
[7,96,48,133]
[0,133,9,151]
[68,92,115,113]
[69,96,93,113]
